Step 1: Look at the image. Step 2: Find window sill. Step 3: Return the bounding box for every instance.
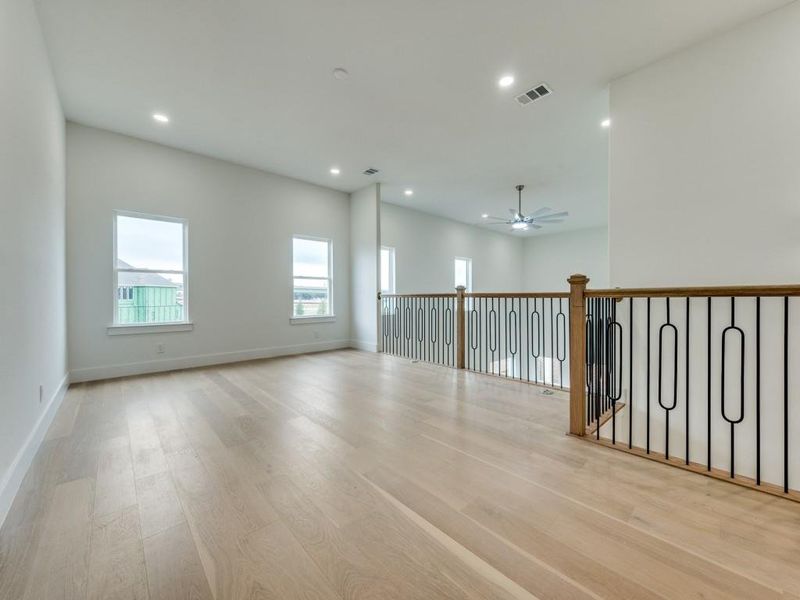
[107,322,194,336]
[290,315,336,325]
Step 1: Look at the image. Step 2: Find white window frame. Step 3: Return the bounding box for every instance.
[380,246,396,295]
[108,210,192,335]
[454,256,472,292]
[291,235,335,324]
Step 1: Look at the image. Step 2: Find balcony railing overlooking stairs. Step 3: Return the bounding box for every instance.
[378,275,800,503]
[380,288,570,390]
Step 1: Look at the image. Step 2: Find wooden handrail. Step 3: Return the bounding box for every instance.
[465,291,569,298]
[379,292,457,298]
[587,283,800,298]
[380,291,568,298]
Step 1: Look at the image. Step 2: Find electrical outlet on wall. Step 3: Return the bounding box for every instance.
[157,343,165,354]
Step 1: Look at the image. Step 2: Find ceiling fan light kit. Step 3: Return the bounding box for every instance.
[482,185,568,232]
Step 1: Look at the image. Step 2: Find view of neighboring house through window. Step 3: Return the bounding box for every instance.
[454,256,472,292]
[380,246,396,294]
[293,236,333,317]
[114,212,187,325]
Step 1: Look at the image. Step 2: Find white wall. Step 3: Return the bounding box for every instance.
[381,202,524,293]
[522,226,608,291]
[0,0,67,524]
[349,184,381,351]
[609,1,800,287]
[66,123,351,381]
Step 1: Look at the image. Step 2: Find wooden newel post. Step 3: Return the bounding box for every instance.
[456,285,466,369]
[568,274,589,436]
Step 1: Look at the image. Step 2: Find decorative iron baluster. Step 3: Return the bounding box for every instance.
[720,297,745,478]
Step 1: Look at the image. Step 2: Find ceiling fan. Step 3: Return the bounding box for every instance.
[482,185,568,231]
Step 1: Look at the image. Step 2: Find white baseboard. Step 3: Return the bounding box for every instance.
[349,340,378,352]
[69,339,353,383]
[0,372,70,529]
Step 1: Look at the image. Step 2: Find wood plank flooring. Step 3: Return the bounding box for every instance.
[2,349,800,599]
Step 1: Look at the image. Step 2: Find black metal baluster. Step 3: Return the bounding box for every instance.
[470,304,478,370]
[585,298,593,424]
[508,299,518,379]
[608,314,623,445]
[525,298,530,382]
[685,297,690,465]
[707,297,712,471]
[557,299,566,389]
[646,297,651,454]
[756,296,760,484]
[531,299,540,383]
[721,297,745,478]
[784,296,789,493]
[595,298,601,439]
[658,298,678,459]
[550,298,555,387]
[418,298,424,360]
[478,297,483,373]
[514,298,522,381]
[629,297,634,449]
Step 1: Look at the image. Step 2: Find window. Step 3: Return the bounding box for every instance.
[292,236,333,318]
[380,246,396,294]
[113,211,188,326]
[454,257,472,292]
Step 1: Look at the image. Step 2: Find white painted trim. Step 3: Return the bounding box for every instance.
[0,373,70,529]
[350,339,378,352]
[107,322,194,335]
[69,339,352,383]
[290,316,336,325]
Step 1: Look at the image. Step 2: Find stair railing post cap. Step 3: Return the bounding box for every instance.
[568,274,589,285]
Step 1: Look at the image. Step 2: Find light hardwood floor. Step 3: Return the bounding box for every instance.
[2,349,800,599]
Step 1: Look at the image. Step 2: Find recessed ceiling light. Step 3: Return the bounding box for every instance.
[481,213,489,219]
[512,222,528,230]
[404,189,414,196]
[330,167,340,175]
[601,118,611,128]
[152,113,169,123]
[498,75,515,88]
[333,67,349,80]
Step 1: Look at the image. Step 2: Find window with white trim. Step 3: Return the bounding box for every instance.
[454,256,472,292]
[292,236,333,318]
[380,246,396,294]
[114,212,188,325]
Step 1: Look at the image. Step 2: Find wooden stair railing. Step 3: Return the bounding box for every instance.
[379,274,800,502]
[379,288,571,389]
[567,273,800,503]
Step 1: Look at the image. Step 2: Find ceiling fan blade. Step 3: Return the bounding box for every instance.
[536,219,565,224]
[531,224,543,229]
[508,208,519,216]
[535,211,568,220]
[531,207,552,217]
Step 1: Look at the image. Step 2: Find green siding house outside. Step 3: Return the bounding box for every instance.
[117,260,184,324]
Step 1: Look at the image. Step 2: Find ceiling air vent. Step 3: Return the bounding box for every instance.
[363,168,380,175]
[515,83,552,106]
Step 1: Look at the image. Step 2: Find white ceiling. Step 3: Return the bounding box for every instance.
[35,0,790,235]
